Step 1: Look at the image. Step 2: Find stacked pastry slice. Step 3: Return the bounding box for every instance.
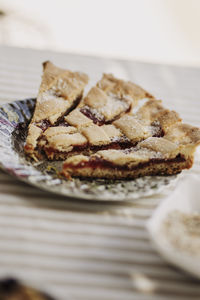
[24,62,200,179]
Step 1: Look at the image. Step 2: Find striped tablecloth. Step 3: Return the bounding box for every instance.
[0,45,200,300]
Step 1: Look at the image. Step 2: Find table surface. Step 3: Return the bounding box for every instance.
[0,45,200,300]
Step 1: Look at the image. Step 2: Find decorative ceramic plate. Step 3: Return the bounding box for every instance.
[0,99,178,201]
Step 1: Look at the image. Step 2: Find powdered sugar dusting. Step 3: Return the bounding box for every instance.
[83,105,104,121]
[132,98,150,114]
[99,95,129,119]
[110,136,123,143]
[50,78,69,96]
[148,123,161,137]
[57,78,68,90]
[39,89,66,103]
[123,146,163,159]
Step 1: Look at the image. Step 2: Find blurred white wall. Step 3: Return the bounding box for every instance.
[0,0,200,66]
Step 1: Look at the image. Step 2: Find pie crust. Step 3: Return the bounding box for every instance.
[79,73,154,124]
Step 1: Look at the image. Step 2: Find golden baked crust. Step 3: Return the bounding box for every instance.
[113,115,151,142]
[24,61,88,158]
[65,109,93,128]
[32,61,88,124]
[79,73,154,124]
[136,99,181,128]
[101,124,122,139]
[98,73,153,101]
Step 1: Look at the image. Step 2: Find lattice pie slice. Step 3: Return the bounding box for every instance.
[62,129,200,179]
[62,94,200,179]
[24,61,88,159]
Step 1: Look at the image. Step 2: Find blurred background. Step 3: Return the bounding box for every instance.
[0,0,200,66]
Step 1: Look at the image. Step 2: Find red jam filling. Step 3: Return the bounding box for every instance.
[63,154,186,171]
[80,107,105,125]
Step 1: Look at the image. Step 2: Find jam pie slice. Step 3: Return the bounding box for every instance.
[62,125,200,179]
[62,96,200,179]
[24,61,88,159]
